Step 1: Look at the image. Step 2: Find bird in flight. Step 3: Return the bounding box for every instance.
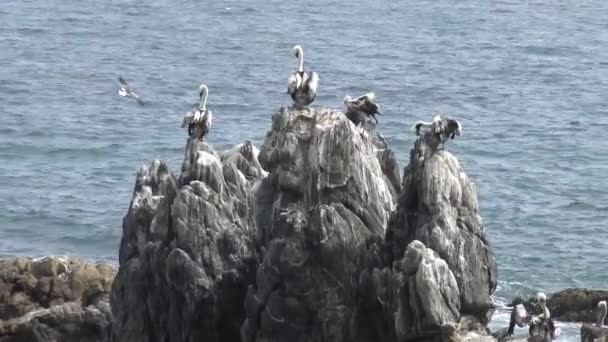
[118,77,144,106]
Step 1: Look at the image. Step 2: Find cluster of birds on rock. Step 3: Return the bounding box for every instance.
[118,45,463,149]
[505,292,607,341]
[117,46,608,342]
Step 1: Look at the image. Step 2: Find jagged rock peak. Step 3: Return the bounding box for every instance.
[257,106,399,236]
[111,135,264,342]
[241,106,401,342]
[384,128,497,339]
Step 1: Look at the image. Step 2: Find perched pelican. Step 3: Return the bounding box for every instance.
[181,84,213,139]
[599,301,607,328]
[528,292,559,340]
[413,115,462,149]
[287,45,319,108]
[118,77,144,105]
[343,92,381,126]
[581,301,608,342]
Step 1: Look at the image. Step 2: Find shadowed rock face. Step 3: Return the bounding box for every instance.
[0,257,114,342]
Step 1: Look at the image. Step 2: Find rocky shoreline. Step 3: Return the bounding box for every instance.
[0,106,606,341]
[0,257,113,341]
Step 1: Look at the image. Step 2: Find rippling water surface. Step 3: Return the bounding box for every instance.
[1,0,607,339]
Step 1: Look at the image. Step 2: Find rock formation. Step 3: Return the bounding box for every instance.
[110,106,497,342]
[0,257,114,341]
[351,127,498,341]
[110,136,261,342]
[242,107,398,342]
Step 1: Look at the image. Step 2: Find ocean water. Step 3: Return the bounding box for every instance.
[1,0,607,339]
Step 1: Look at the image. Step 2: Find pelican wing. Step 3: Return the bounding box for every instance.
[182,109,196,128]
[287,72,300,95]
[363,100,380,115]
[305,71,319,98]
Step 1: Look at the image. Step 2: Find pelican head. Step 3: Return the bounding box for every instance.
[343,95,352,105]
[598,301,607,327]
[537,292,547,304]
[449,119,462,137]
[455,120,462,136]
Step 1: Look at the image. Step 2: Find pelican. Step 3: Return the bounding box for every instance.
[181,84,213,139]
[581,301,608,342]
[528,292,559,340]
[343,92,381,126]
[287,45,319,108]
[118,77,144,105]
[599,301,607,328]
[413,115,462,148]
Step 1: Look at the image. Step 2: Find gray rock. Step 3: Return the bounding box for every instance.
[386,133,497,324]
[111,106,497,342]
[242,107,399,342]
[110,136,262,342]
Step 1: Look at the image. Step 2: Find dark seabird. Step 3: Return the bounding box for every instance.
[118,77,144,105]
[413,115,462,148]
[287,45,319,108]
[343,92,381,126]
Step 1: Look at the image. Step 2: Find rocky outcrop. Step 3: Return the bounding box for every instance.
[110,106,496,342]
[110,138,262,342]
[0,257,114,341]
[242,107,398,342]
[512,288,608,322]
[353,129,497,341]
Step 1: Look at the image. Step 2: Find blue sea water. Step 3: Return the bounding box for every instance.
[1,0,607,339]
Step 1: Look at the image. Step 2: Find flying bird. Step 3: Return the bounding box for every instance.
[118,77,144,106]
